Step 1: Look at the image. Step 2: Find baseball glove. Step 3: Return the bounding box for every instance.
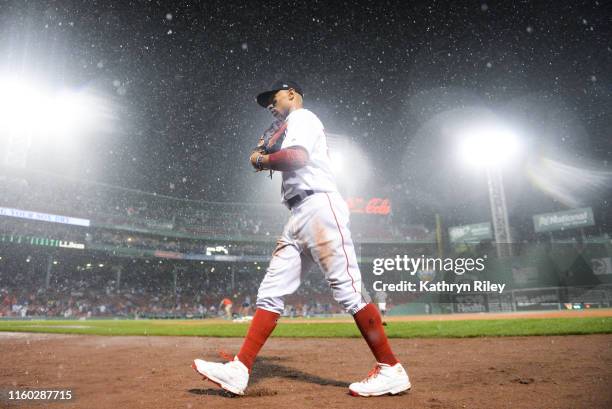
[255,119,288,155]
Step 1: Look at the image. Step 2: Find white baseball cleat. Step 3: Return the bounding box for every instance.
[349,362,411,397]
[191,356,249,395]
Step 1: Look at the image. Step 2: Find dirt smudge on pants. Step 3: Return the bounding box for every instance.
[313,219,334,273]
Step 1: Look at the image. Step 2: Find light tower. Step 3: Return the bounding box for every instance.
[458,121,520,257]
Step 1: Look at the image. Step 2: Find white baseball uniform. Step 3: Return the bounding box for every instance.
[256,108,367,316]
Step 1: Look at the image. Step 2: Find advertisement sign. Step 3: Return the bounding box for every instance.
[448,222,492,244]
[0,206,90,227]
[533,207,594,233]
[0,234,85,250]
[591,258,612,275]
[346,197,391,215]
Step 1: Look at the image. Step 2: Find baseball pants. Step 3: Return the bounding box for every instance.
[256,191,367,315]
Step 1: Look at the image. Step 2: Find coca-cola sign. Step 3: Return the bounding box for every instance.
[346,197,391,215]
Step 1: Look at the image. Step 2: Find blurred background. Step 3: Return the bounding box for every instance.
[1,0,610,319]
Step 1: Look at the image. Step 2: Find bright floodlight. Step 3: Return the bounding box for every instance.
[324,132,371,194]
[0,76,46,134]
[46,90,99,135]
[0,74,104,139]
[458,122,520,168]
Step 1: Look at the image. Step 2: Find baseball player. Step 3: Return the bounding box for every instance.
[240,295,252,317]
[192,80,411,397]
[219,297,233,320]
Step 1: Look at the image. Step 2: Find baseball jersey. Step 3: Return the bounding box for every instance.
[280,108,338,205]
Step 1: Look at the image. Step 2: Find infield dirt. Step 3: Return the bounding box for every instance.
[1,331,611,409]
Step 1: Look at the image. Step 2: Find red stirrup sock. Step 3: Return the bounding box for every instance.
[353,303,398,366]
[236,308,280,371]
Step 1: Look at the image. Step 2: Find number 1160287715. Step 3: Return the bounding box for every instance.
[7,389,73,400]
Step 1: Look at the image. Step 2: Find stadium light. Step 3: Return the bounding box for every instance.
[456,119,520,257]
[458,122,520,168]
[46,90,100,136]
[325,132,371,194]
[0,73,110,143]
[0,76,43,134]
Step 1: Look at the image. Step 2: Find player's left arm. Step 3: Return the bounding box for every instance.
[250,147,309,172]
[250,110,319,172]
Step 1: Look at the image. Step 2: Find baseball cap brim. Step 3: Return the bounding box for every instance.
[256,80,303,108]
[256,89,280,108]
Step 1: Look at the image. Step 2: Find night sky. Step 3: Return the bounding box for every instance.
[1,1,610,227]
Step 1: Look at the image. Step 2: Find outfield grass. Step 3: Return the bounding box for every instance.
[1,316,611,338]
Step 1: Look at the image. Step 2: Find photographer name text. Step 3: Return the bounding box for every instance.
[373,280,506,294]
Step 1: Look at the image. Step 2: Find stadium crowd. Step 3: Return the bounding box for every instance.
[1,174,429,243]
[0,258,343,319]
[0,174,429,321]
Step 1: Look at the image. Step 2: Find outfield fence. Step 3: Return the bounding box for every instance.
[388,284,612,315]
